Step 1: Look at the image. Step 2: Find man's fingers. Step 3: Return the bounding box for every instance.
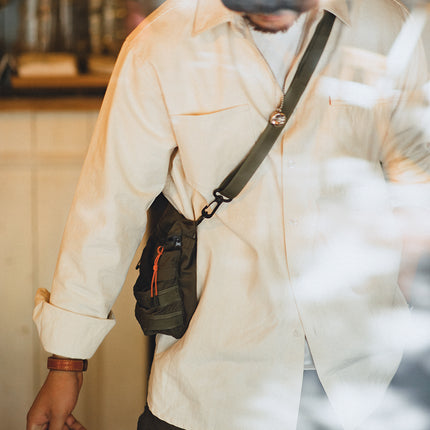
[66,414,87,430]
[26,410,49,430]
[49,415,69,430]
[27,424,48,430]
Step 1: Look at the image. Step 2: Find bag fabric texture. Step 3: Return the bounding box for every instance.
[133,193,198,339]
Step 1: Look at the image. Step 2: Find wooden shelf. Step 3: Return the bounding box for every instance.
[10,74,110,90]
[0,96,103,111]
[0,74,109,105]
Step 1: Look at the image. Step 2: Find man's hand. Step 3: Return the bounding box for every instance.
[27,370,86,430]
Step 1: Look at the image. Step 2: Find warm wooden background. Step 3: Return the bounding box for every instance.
[0,99,150,429]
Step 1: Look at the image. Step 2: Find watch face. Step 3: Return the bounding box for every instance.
[220,0,318,14]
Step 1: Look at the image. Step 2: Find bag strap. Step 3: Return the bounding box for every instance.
[198,10,335,223]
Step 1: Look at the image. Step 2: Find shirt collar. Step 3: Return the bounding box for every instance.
[193,0,238,35]
[320,0,351,26]
[193,0,351,35]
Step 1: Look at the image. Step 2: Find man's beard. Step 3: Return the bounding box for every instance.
[243,15,291,33]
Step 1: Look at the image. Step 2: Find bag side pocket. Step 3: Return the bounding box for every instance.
[134,234,187,338]
[133,194,198,339]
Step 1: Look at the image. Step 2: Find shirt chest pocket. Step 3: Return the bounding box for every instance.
[171,104,256,196]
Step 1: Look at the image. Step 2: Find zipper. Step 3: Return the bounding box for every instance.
[164,235,182,251]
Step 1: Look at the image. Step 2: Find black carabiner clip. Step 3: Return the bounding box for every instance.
[199,189,232,222]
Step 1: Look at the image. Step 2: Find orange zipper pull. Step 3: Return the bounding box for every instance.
[151,246,164,297]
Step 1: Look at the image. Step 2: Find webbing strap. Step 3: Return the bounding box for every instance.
[200,11,335,221]
[139,310,184,331]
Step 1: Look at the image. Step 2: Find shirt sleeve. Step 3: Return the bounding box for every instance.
[382,22,430,209]
[33,41,177,359]
[381,36,430,210]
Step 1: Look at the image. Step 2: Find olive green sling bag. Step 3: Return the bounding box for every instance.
[133,11,335,339]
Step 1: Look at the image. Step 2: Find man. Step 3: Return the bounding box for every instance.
[27,0,430,429]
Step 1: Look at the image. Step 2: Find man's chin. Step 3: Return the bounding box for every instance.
[244,7,303,33]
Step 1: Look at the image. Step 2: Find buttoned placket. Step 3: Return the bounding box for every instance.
[230,12,324,282]
[231,15,332,378]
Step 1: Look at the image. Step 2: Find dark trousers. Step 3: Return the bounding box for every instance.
[137,406,184,430]
[137,359,430,430]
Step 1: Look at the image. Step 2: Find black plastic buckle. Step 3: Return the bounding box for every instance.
[200,189,232,220]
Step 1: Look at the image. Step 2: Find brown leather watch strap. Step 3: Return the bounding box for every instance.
[47,356,88,372]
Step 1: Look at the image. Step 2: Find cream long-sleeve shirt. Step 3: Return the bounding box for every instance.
[33,0,430,429]
[248,9,317,371]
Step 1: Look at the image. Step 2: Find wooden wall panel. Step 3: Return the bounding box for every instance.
[0,107,148,429]
[0,112,32,155]
[0,169,34,429]
[34,112,91,157]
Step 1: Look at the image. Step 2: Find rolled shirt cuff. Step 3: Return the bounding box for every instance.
[33,288,116,359]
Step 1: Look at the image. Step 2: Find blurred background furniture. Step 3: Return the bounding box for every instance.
[0,1,165,428]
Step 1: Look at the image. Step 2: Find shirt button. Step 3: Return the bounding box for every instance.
[289,218,299,226]
[293,329,300,337]
[287,159,296,168]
